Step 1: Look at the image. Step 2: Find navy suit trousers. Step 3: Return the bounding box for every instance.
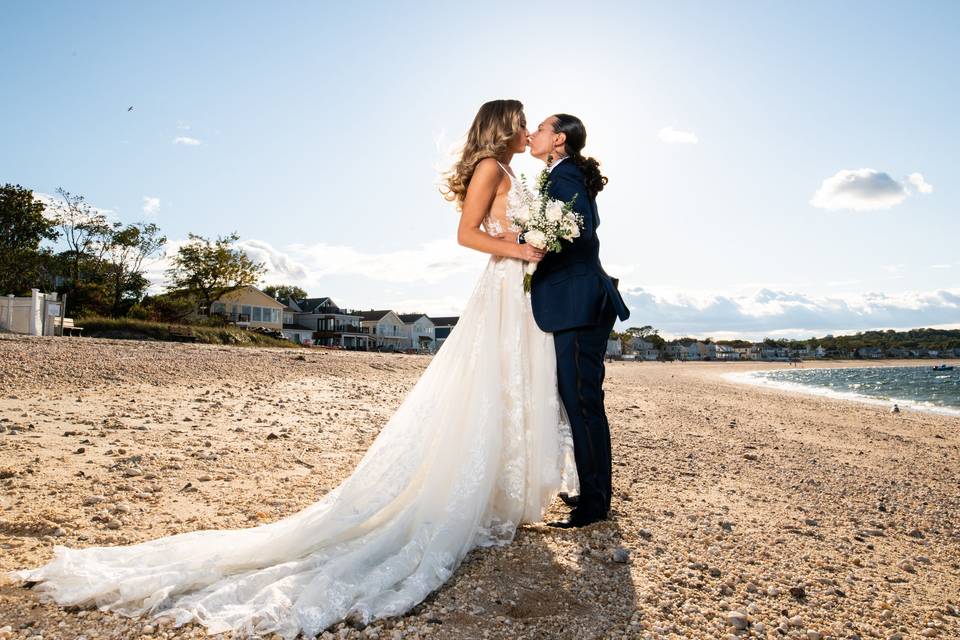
[553,299,617,517]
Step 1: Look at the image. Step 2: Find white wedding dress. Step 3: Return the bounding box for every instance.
[9,163,578,639]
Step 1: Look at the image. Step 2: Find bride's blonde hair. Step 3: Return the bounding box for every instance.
[441,99,524,208]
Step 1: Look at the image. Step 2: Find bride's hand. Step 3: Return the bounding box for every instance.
[518,244,546,263]
[495,230,519,244]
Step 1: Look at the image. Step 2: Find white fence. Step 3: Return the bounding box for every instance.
[0,289,62,336]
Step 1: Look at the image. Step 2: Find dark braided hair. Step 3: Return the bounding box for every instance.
[551,113,608,198]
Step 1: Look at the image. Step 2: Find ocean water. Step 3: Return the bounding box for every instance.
[726,365,960,416]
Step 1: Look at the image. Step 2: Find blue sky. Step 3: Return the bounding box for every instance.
[2,1,958,339]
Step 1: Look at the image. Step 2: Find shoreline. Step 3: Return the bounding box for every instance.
[721,361,960,418]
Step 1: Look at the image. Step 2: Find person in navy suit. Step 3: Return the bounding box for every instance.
[523,113,630,527]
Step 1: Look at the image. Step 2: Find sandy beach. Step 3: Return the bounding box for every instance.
[0,335,957,639]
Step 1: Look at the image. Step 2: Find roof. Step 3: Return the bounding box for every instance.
[429,316,459,326]
[296,297,336,312]
[359,309,393,321]
[397,313,431,324]
[213,285,285,308]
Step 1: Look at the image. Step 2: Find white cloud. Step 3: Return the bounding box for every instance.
[236,239,308,280]
[811,168,933,212]
[173,136,201,146]
[657,126,699,144]
[142,196,160,217]
[810,168,907,211]
[929,264,952,269]
[176,121,191,131]
[907,172,934,194]
[881,263,905,274]
[34,191,116,223]
[620,286,960,340]
[276,237,486,285]
[143,235,487,297]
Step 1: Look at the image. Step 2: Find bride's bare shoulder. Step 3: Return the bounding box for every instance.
[473,157,502,178]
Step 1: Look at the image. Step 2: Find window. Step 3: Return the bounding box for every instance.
[252,307,262,321]
[242,305,252,317]
[212,302,226,314]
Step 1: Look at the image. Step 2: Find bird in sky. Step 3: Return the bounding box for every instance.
[127,106,134,112]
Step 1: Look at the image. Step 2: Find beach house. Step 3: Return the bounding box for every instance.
[279,299,313,344]
[714,344,739,360]
[734,346,753,360]
[398,314,436,353]
[285,297,372,349]
[629,337,660,361]
[359,310,409,351]
[430,316,459,349]
[759,344,790,360]
[206,286,284,331]
[606,337,623,358]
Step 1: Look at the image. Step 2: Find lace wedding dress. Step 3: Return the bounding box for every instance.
[9,163,578,639]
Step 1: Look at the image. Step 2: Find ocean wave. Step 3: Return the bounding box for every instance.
[722,368,960,418]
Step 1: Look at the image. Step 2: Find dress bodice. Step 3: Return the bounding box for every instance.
[482,162,527,237]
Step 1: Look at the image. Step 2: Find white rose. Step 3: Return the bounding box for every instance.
[545,200,564,222]
[524,229,547,249]
[513,206,531,224]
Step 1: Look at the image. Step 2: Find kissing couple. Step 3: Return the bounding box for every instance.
[10,99,630,639]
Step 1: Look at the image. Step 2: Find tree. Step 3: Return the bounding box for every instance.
[165,232,265,312]
[625,325,656,339]
[46,187,111,289]
[0,184,59,295]
[262,284,307,302]
[101,222,166,316]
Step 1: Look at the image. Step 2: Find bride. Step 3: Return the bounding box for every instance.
[8,99,579,639]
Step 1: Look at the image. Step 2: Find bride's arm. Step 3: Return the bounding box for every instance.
[457,159,545,262]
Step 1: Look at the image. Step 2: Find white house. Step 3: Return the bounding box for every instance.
[606,338,623,357]
[629,338,659,361]
[715,344,739,360]
[359,310,409,351]
[398,313,436,353]
[666,341,707,360]
[673,341,712,361]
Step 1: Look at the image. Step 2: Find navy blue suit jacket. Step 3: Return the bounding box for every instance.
[528,159,630,332]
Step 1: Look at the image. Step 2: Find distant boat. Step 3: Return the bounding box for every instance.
[932,364,954,371]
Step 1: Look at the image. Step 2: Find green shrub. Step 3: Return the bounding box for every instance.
[75,316,297,348]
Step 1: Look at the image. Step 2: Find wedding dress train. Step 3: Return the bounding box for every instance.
[9,166,578,639]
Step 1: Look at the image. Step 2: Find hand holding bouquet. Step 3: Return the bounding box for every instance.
[509,157,583,292]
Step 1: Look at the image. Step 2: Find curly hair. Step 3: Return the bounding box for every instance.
[552,113,608,199]
[441,99,525,208]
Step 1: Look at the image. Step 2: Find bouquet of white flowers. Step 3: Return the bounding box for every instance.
[510,157,583,292]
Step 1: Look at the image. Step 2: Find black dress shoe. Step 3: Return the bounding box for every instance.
[558,492,580,507]
[547,510,607,529]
